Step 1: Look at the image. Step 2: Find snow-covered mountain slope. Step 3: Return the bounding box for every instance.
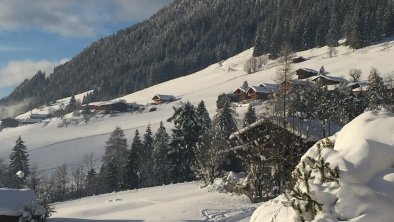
[251,111,394,222]
[49,182,257,222]
[1,39,394,173]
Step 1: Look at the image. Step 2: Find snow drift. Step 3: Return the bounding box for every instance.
[251,111,394,222]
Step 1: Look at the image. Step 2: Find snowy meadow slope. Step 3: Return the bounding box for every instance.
[1,40,394,174]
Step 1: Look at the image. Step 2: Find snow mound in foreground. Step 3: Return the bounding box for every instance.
[251,111,394,222]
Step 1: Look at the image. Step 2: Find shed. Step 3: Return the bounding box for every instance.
[152,94,176,104]
[295,68,318,79]
[1,118,20,128]
[21,118,42,125]
[0,188,45,222]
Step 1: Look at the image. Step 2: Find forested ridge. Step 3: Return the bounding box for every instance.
[1,0,393,117]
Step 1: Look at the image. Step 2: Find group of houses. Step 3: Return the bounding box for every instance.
[0,113,52,130]
[233,67,371,102]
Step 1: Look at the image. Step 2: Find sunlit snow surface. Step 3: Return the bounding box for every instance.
[49,182,257,222]
[251,111,394,222]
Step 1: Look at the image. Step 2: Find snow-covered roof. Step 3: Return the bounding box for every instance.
[248,83,278,94]
[0,189,44,216]
[231,116,341,142]
[21,118,43,124]
[298,68,318,73]
[310,74,343,83]
[152,94,176,100]
[90,99,128,106]
[234,87,247,93]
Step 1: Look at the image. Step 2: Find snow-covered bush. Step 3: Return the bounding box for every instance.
[284,138,339,222]
[19,201,46,222]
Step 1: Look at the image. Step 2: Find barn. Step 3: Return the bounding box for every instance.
[311,75,343,86]
[295,68,318,79]
[152,94,176,104]
[88,100,129,112]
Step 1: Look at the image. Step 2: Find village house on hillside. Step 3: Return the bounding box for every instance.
[233,86,249,101]
[152,94,176,104]
[0,188,45,222]
[0,118,20,129]
[347,81,369,96]
[247,83,279,100]
[295,68,318,79]
[292,56,308,64]
[311,74,343,86]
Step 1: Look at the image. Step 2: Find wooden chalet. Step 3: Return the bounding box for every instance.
[246,83,278,101]
[233,87,248,101]
[152,94,176,104]
[347,81,369,96]
[0,189,45,222]
[295,68,318,79]
[0,118,20,128]
[311,74,343,86]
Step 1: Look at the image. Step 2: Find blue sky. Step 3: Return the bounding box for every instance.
[0,0,172,99]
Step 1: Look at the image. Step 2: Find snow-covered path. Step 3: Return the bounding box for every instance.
[49,182,257,222]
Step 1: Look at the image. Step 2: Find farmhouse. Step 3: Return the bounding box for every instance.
[233,87,248,101]
[0,118,20,128]
[311,74,343,86]
[347,81,369,96]
[152,94,176,104]
[246,83,278,100]
[0,188,45,222]
[295,68,318,79]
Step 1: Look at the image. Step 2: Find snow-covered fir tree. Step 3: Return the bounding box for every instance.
[243,104,257,127]
[141,125,154,186]
[366,68,388,110]
[152,121,171,185]
[101,127,128,192]
[196,100,212,132]
[8,136,30,188]
[122,129,142,189]
[167,101,201,183]
[213,95,238,138]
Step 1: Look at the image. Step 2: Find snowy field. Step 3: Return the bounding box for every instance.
[1,39,394,174]
[49,182,257,222]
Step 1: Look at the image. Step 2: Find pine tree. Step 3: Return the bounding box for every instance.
[167,102,201,182]
[196,100,212,132]
[152,121,171,185]
[214,95,238,138]
[8,136,30,187]
[141,125,154,186]
[243,104,257,127]
[85,168,98,195]
[366,68,388,110]
[122,129,143,189]
[66,94,77,113]
[101,127,128,192]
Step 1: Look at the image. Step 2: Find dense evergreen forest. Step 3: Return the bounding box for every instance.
[1,0,394,117]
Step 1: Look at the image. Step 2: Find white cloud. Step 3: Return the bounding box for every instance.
[0,59,68,88]
[0,0,172,38]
